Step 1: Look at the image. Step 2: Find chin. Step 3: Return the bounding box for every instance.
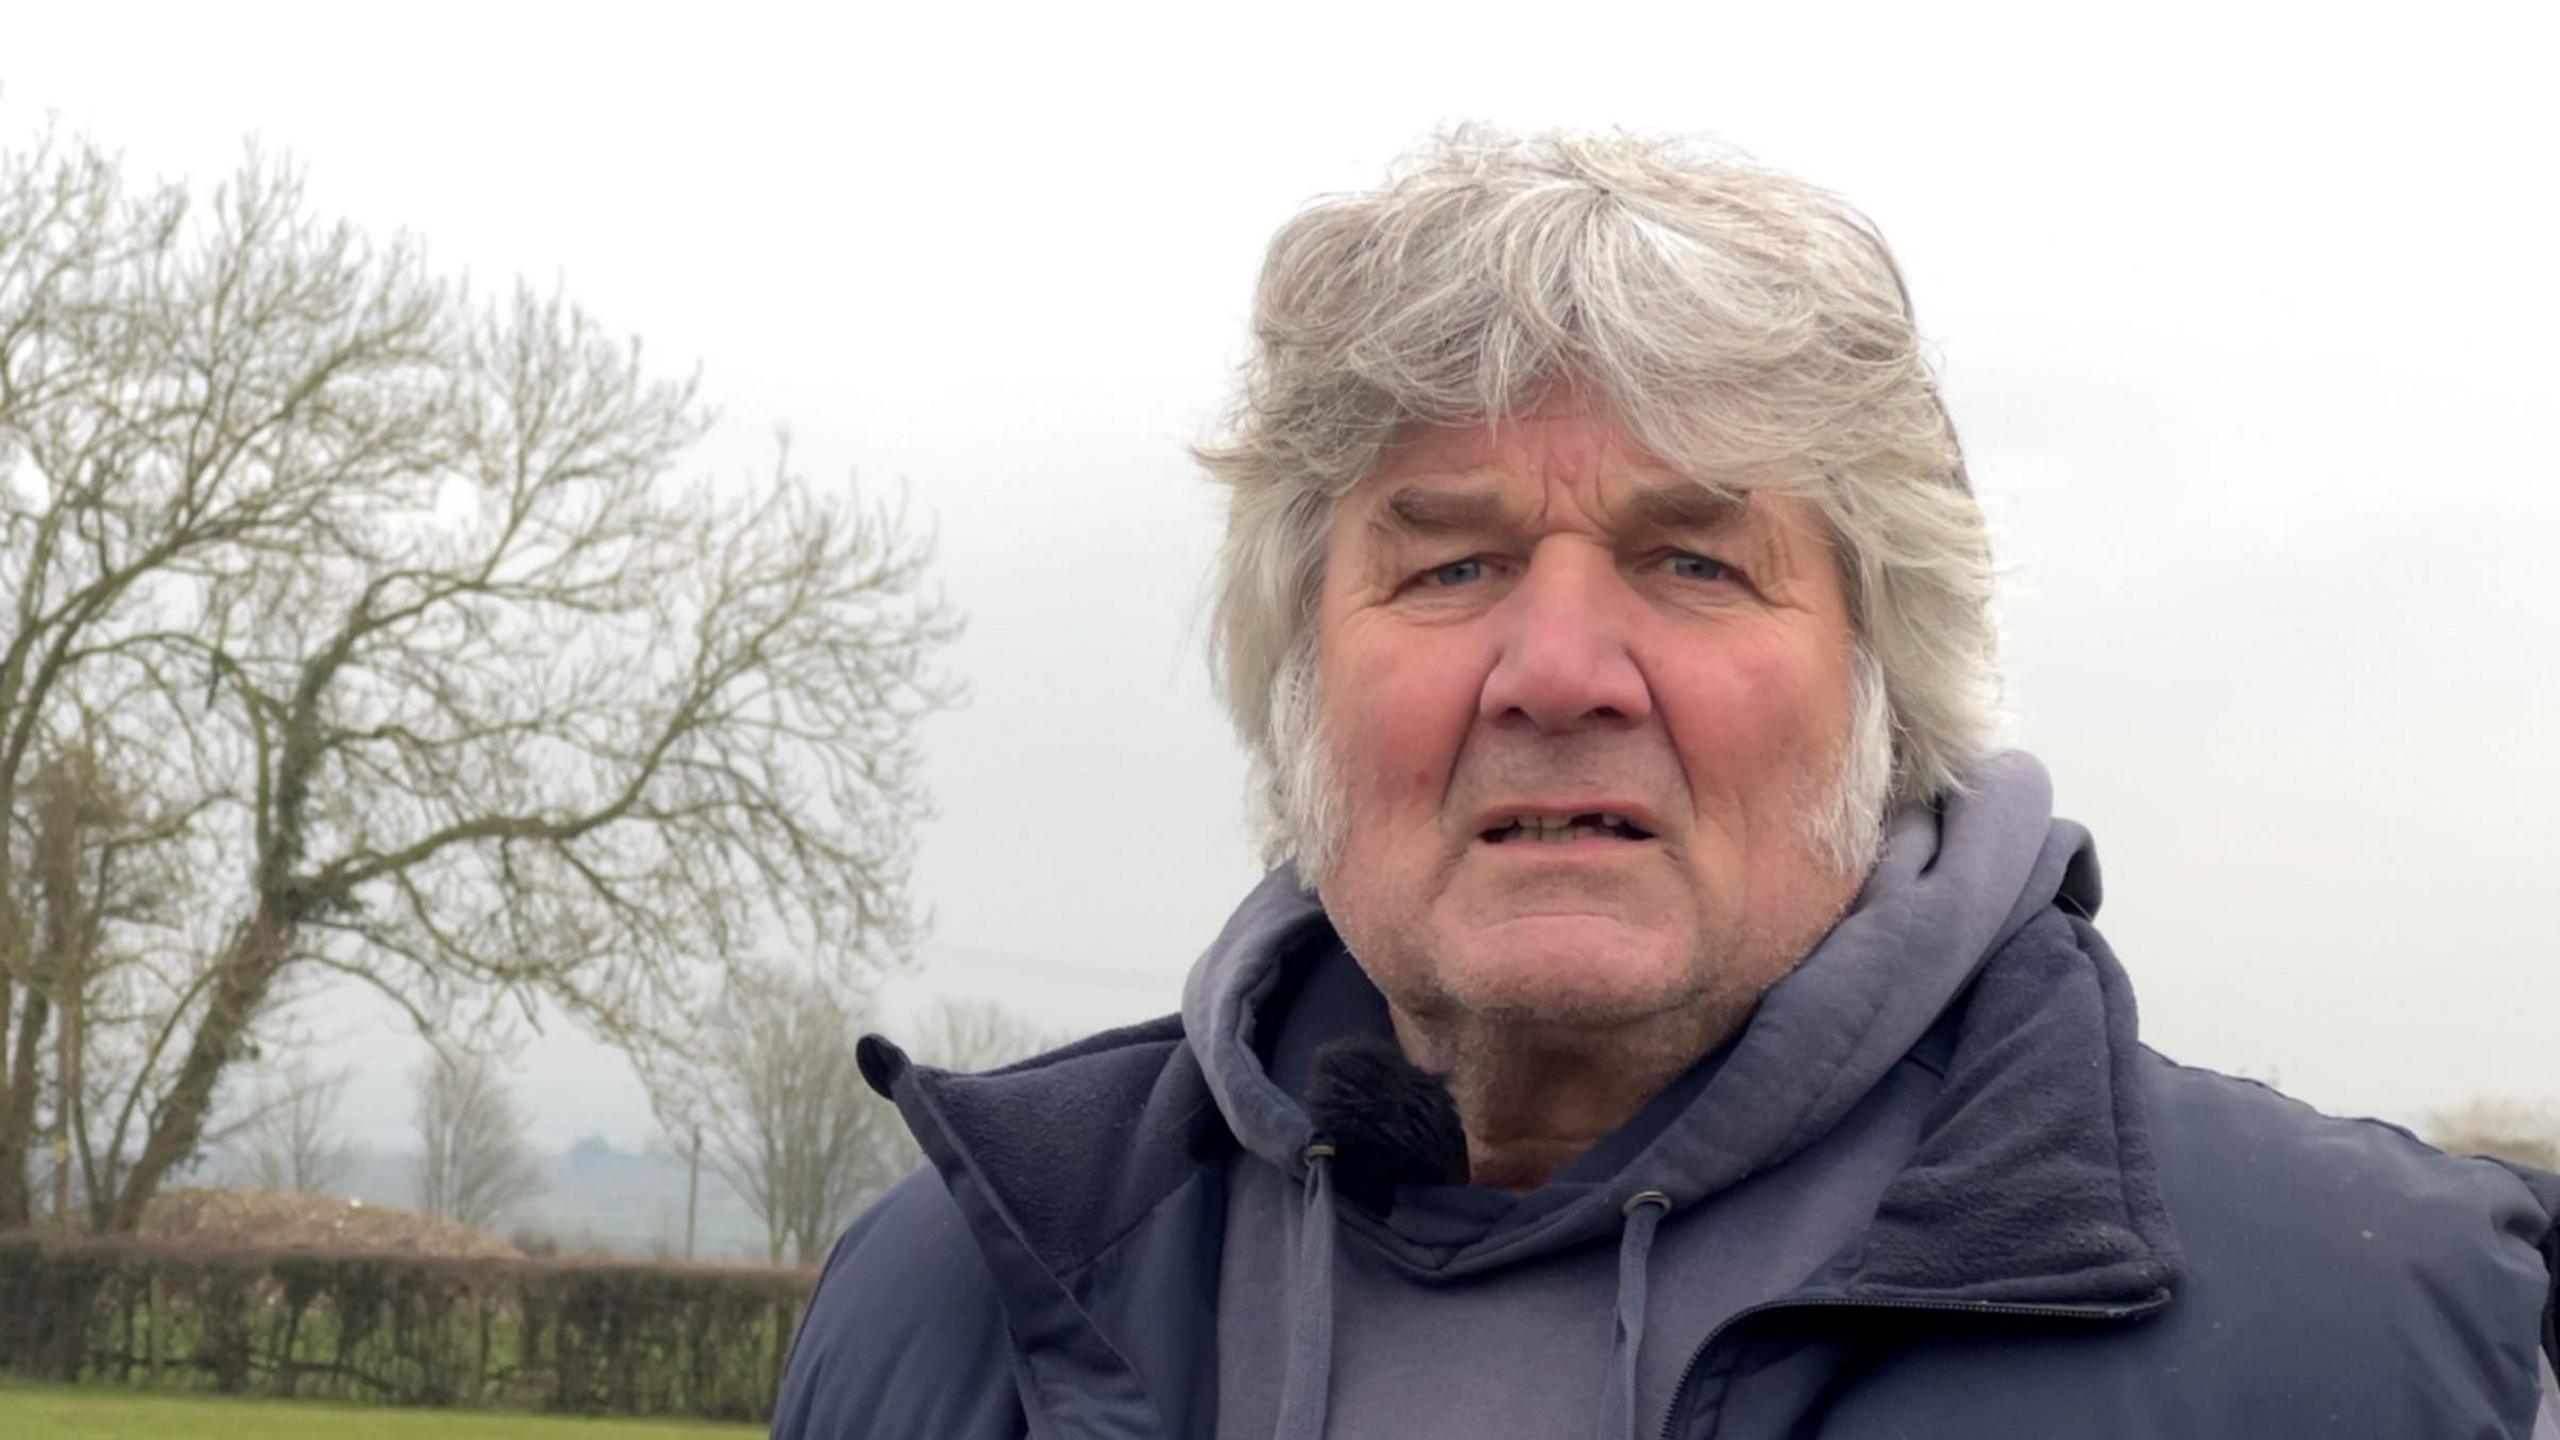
[1433,929,1702,1027]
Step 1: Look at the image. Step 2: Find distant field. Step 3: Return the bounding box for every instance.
[0,1382,763,1439]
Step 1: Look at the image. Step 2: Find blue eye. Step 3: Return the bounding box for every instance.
[1425,558,1487,587]
[1667,553,1727,581]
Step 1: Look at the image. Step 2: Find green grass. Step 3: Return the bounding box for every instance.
[0,1381,764,1438]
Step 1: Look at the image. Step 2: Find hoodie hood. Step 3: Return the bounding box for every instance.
[1181,749,2097,1275]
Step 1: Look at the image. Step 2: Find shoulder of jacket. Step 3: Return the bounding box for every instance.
[2140,1047,2553,1233]
[770,1168,1022,1440]
[2131,1048,2555,1428]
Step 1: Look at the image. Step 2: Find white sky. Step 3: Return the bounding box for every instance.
[6,2,2555,1150]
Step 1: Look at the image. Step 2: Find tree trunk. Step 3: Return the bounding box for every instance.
[54,980,77,1223]
[46,850,83,1228]
[0,967,14,1221]
[0,990,45,1226]
[102,913,293,1232]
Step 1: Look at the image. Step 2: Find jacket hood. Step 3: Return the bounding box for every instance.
[1179,749,2099,1276]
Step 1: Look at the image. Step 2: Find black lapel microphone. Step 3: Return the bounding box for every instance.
[1302,1032,1469,1213]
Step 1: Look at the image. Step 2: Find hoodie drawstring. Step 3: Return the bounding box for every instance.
[1274,1140,1339,1440]
[1597,1190,1671,1440]
[1272,1158,1672,1440]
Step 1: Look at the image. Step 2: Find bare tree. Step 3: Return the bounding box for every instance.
[232,1059,357,1195]
[649,983,1060,1266]
[0,125,958,1230]
[414,1047,542,1231]
[2423,1097,2560,1170]
[902,996,1063,1073]
[651,965,902,1265]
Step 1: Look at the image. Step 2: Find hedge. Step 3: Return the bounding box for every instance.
[0,1234,816,1422]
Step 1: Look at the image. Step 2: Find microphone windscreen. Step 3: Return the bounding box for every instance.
[1303,1033,1468,1212]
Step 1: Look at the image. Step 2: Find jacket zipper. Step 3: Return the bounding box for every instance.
[1656,1291,2171,1440]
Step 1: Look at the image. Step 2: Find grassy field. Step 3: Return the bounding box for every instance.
[0,1382,765,1438]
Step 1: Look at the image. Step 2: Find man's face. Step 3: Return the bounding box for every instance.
[1311,398,1867,1035]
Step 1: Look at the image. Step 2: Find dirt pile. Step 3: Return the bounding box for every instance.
[138,1187,523,1258]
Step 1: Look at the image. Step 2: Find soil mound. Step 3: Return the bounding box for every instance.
[139,1187,523,1259]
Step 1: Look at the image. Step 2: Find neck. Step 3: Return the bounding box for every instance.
[1385,1002,1741,1192]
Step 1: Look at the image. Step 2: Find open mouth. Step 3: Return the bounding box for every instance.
[1480,813,1656,845]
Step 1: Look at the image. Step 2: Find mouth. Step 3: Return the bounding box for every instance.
[1478,812,1657,846]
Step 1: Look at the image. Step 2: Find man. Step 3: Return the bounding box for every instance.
[772,129,2560,1437]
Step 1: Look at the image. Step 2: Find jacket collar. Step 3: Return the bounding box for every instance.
[1845,908,2180,1309]
[860,1015,1227,1438]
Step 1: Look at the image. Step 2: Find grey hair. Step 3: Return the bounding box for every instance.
[1200,126,1999,875]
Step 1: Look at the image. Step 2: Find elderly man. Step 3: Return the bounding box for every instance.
[771,130,2560,1438]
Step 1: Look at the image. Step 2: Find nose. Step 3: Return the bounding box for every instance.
[1478,545,1652,733]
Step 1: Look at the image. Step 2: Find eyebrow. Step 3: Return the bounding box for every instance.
[1363,482,1755,546]
[1626,486,1748,534]
[1370,487,1504,540]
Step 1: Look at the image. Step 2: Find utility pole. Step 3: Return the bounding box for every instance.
[685,1123,700,1261]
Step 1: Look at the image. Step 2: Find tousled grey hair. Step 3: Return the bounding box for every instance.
[1198,127,1998,877]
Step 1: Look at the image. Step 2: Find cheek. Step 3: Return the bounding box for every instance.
[1322,627,1482,827]
[1654,636,1851,782]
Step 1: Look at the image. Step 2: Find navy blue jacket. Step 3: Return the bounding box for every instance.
[775,906,2560,1438]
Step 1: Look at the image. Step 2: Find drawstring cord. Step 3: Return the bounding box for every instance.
[1274,1140,1339,1440]
[1597,1190,1671,1440]
[1271,1156,1672,1440]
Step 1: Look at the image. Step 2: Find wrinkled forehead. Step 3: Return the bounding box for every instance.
[1343,399,1813,530]
[1350,380,1815,497]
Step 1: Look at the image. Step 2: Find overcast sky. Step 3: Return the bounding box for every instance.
[7,2,2555,1151]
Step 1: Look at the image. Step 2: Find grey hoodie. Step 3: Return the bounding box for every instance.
[1183,751,2089,1439]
